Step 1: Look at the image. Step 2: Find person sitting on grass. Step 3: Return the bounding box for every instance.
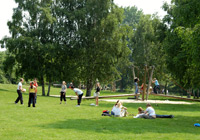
[28,81,36,107]
[71,86,83,107]
[138,103,156,119]
[133,107,145,118]
[60,81,67,104]
[111,100,128,117]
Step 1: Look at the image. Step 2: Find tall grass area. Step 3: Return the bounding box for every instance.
[0,84,200,140]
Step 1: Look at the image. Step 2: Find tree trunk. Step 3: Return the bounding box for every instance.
[86,79,93,97]
[197,89,199,99]
[47,79,51,96]
[146,66,154,100]
[142,65,147,101]
[165,81,168,95]
[41,76,45,96]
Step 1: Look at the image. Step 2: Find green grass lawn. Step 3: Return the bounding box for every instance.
[0,84,200,140]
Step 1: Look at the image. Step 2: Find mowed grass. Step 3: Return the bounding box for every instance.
[0,84,200,140]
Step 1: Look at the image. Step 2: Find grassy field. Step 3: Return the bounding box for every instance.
[0,84,200,140]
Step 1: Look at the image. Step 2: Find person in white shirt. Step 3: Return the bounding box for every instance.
[71,86,83,107]
[111,100,128,117]
[15,78,25,105]
[139,103,156,119]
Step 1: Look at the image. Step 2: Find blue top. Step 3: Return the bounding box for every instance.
[155,80,159,86]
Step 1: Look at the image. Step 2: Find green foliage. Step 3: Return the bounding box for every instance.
[163,0,200,88]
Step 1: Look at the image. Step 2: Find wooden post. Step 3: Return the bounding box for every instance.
[146,66,155,100]
[132,64,136,80]
[142,65,147,101]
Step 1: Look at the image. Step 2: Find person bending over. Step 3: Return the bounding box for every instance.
[71,86,83,107]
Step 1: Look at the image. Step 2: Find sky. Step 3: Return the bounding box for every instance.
[0,0,171,51]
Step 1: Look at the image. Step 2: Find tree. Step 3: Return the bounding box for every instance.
[0,0,57,96]
[65,0,131,96]
[162,0,200,88]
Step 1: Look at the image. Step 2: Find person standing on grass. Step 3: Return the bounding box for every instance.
[15,78,25,105]
[139,103,156,119]
[60,81,67,104]
[28,81,36,107]
[94,82,100,106]
[134,77,139,99]
[30,78,38,104]
[71,86,83,107]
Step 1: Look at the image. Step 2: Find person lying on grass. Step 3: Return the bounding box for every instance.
[138,103,156,119]
[134,106,174,119]
[133,107,145,118]
[111,100,128,117]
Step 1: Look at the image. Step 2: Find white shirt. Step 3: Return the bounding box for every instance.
[17,82,22,90]
[73,88,83,95]
[111,105,121,116]
[146,107,156,116]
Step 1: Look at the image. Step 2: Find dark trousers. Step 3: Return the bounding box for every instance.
[154,85,160,94]
[28,93,35,107]
[31,93,37,104]
[60,92,66,101]
[156,114,173,118]
[77,93,83,105]
[15,90,23,104]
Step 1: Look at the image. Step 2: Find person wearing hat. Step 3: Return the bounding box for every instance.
[71,86,83,107]
[152,78,160,94]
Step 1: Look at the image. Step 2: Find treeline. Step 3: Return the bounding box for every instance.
[0,0,199,96]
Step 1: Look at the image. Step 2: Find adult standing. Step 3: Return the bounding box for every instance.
[71,86,83,107]
[28,81,36,107]
[134,77,139,99]
[60,81,67,104]
[152,78,160,94]
[94,83,100,106]
[30,78,38,104]
[15,78,25,105]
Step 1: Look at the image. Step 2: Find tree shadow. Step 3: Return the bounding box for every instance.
[0,89,9,92]
[37,115,200,135]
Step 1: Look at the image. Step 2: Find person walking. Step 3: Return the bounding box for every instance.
[60,81,67,104]
[15,78,25,105]
[71,86,83,107]
[28,81,36,107]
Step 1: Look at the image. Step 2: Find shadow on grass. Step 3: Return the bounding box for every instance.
[0,89,9,92]
[37,115,200,135]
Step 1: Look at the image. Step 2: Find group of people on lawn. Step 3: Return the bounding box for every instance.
[14,78,100,107]
[14,78,173,119]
